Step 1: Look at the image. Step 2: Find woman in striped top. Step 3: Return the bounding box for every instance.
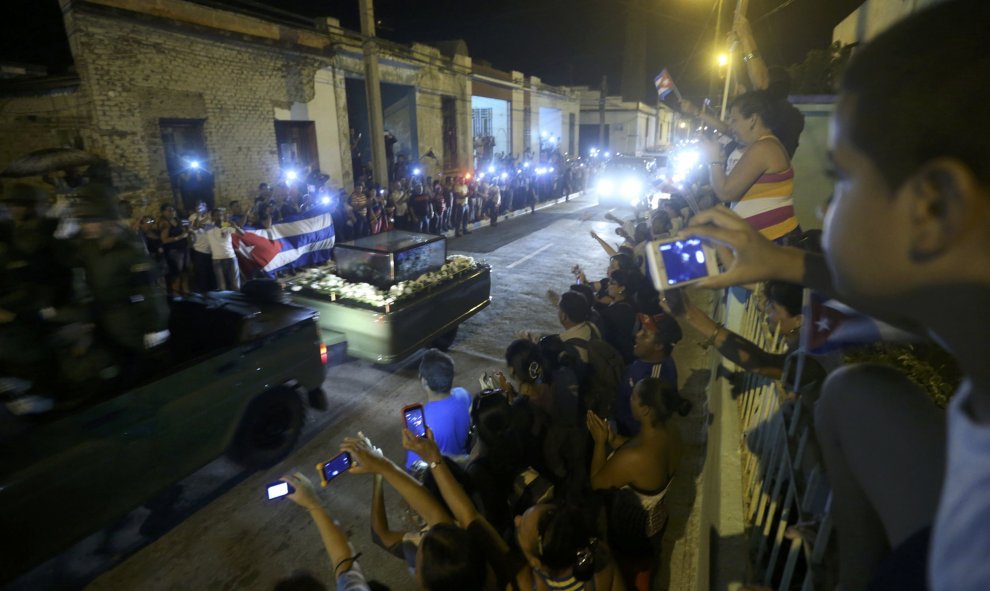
[702,90,800,243]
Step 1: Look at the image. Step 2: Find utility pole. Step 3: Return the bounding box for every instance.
[359,0,388,188]
[708,0,725,102]
[598,75,607,152]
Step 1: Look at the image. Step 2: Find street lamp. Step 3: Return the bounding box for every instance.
[717,53,729,67]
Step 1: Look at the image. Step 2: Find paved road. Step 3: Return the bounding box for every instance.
[8,194,602,589]
[14,193,711,590]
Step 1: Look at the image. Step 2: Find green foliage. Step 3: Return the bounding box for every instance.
[787,42,855,95]
[844,342,961,408]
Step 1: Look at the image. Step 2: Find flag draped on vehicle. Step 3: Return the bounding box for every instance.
[233,210,335,277]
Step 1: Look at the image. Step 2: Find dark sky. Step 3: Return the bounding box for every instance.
[2,0,864,100]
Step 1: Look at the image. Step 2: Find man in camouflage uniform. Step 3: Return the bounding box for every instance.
[0,184,71,403]
[55,184,170,397]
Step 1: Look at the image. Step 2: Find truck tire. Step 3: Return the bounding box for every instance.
[431,327,459,351]
[229,388,304,469]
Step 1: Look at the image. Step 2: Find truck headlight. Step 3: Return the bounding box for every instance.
[621,179,643,195]
[597,179,615,195]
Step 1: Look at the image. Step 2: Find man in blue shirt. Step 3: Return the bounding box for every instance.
[614,313,682,437]
[405,348,472,471]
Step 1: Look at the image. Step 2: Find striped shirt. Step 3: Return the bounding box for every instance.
[731,167,799,240]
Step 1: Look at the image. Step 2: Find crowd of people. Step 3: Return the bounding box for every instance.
[275,2,990,591]
[3,1,989,589]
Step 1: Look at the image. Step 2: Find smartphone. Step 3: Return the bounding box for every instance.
[316,451,352,487]
[266,480,295,500]
[646,236,721,291]
[402,403,428,438]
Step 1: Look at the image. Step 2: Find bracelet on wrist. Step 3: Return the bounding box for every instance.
[701,322,724,349]
[742,51,760,63]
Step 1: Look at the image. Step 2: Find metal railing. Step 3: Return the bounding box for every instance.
[733,290,835,590]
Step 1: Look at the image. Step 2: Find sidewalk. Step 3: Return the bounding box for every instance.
[440,191,590,239]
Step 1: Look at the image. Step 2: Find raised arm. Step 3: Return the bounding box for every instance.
[402,428,481,526]
[662,290,786,378]
[283,473,365,579]
[590,230,619,257]
[734,13,770,92]
[702,138,781,203]
[369,474,404,550]
[340,435,453,527]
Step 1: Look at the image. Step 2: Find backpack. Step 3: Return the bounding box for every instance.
[559,334,626,418]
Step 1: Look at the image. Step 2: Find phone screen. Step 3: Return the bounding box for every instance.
[657,238,711,286]
[321,452,353,485]
[404,405,428,438]
[266,481,293,499]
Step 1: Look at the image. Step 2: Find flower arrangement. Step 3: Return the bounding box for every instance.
[290,255,479,309]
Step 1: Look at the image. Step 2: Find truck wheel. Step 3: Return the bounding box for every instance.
[229,388,303,469]
[431,327,458,351]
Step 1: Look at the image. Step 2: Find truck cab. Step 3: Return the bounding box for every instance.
[0,290,327,583]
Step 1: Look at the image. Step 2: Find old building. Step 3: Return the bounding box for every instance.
[0,0,579,207]
[573,87,675,158]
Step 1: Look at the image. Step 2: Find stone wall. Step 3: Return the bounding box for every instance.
[0,90,90,174]
[63,4,326,202]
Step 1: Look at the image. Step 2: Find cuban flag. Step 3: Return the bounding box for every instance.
[800,290,919,354]
[233,209,335,278]
[654,69,677,100]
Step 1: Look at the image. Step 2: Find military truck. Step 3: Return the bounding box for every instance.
[0,290,328,583]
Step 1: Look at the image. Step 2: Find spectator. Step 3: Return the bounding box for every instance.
[227,200,244,225]
[701,90,801,244]
[404,349,472,473]
[598,268,639,363]
[587,377,690,591]
[452,177,470,237]
[188,205,215,293]
[683,3,990,587]
[281,472,374,591]
[206,208,243,291]
[158,203,189,296]
[614,313,682,438]
[556,291,601,363]
[349,190,370,238]
[408,186,433,234]
[340,435,489,591]
[402,432,625,591]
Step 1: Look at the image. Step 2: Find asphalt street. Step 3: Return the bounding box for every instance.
[11,193,712,591]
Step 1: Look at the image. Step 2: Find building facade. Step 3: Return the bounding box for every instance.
[0,0,579,206]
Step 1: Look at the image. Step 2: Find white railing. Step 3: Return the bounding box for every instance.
[733,291,835,591]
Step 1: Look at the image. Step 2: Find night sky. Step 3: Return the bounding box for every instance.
[1,0,864,100]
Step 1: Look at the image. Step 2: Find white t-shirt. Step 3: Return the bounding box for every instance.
[206,226,236,260]
[930,383,990,590]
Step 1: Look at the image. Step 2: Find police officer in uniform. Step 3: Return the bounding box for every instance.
[56,184,170,397]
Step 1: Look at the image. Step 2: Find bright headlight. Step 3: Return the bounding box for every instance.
[621,178,643,195]
[597,179,615,195]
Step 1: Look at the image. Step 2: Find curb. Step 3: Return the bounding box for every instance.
[440,190,589,239]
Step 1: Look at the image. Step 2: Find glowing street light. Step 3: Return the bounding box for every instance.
[717,53,729,67]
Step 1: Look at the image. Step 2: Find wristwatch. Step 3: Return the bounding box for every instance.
[428,458,442,470]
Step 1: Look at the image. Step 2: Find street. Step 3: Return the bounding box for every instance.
[12,193,709,591]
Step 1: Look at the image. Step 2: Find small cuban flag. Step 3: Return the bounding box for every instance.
[800,290,920,354]
[654,69,678,100]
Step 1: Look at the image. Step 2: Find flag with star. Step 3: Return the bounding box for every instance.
[654,69,679,100]
[800,290,919,354]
